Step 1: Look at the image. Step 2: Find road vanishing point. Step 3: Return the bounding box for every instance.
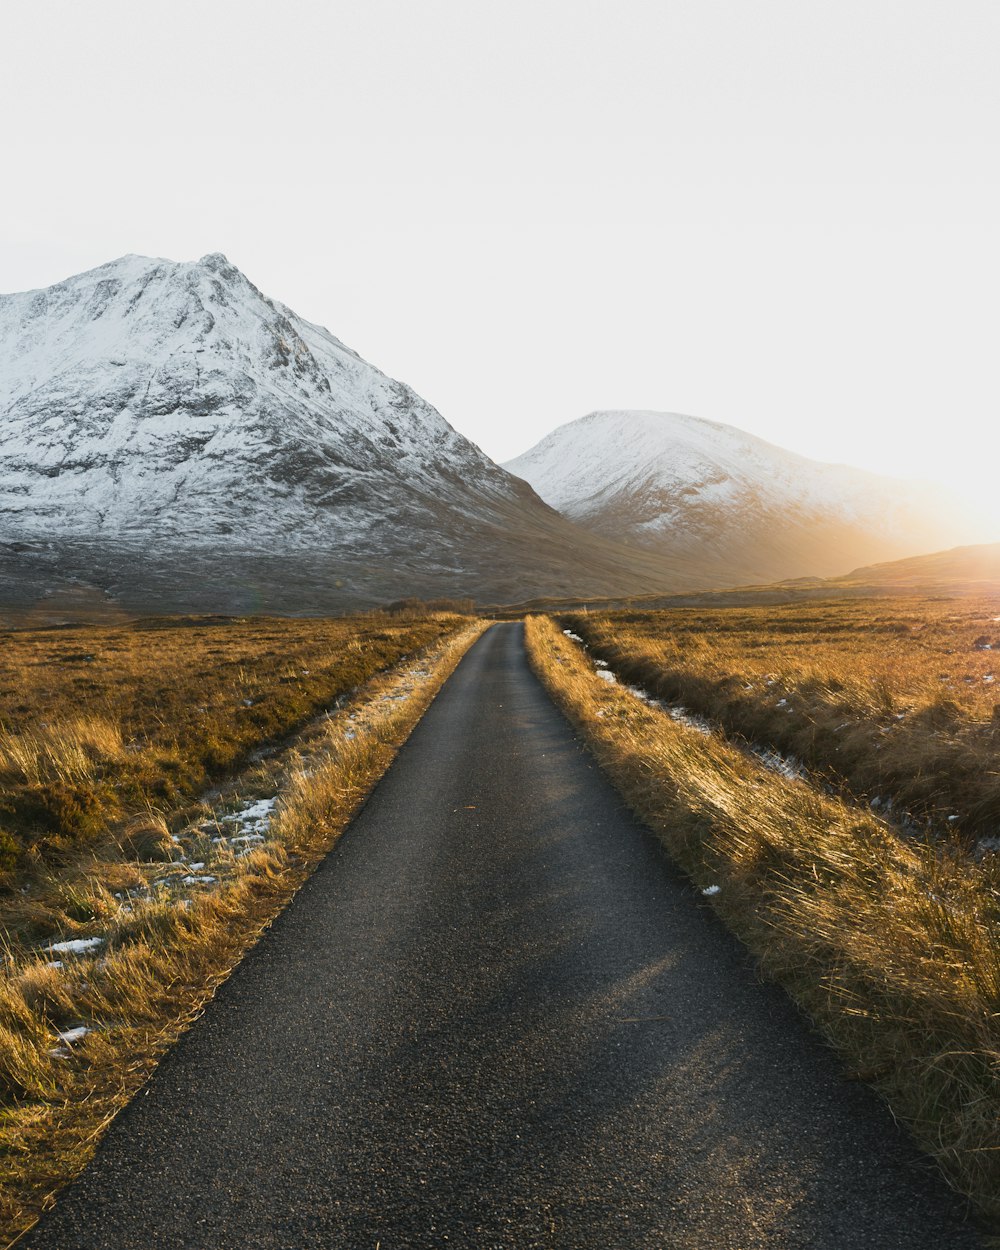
[24,624,983,1249]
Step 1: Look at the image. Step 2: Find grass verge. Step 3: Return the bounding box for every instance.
[525,613,1000,1233]
[563,598,1000,843]
[0,620,488,1246]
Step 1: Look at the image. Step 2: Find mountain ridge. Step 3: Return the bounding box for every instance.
[3,255,983,618]
[0,255,696,614]
[835,542,1000,588]
[504,409,976,585]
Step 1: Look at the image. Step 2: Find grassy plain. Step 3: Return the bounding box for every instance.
[0,612,485,1242]
[526,612,1000,1231]
[563,596,1000,842]
[0,612,463,880]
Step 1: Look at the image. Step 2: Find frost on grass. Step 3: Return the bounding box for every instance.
[595,653,808,783]
[222,797,276,830]
[751,746,805,781]
[48,937,104,956]
[48,1025,91,1059]
[55,1026,90,1045]
[667,706,713,737]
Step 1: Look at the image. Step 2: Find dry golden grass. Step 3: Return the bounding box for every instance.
[525,613,1000,1233]
[564,596,1000,841]
[0,717,126,787]
[0,620,488,1245]
[0,611,464,876]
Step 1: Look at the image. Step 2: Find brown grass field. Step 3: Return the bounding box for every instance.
[562,595,1000,845]
[0,610,484,1243]
[0,611,466,881]
[5,598,999,1238]
[525,611,1000,1233]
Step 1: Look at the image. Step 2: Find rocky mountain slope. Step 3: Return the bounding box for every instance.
[0,256,683,615]
[505,410,976,585]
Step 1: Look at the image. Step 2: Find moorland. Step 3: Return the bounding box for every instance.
[3,591,1000,1237]
[561,595,1000,844]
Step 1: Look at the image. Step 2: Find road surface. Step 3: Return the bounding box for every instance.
[24,623,983,1248]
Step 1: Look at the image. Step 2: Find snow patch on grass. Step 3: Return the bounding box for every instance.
[48,937,104,956]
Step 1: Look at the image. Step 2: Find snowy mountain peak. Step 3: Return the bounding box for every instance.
[0,252,515,545]
[506,409,873,514]
[197,251,233,269]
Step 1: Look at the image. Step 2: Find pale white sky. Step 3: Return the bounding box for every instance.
[2,1,998,530]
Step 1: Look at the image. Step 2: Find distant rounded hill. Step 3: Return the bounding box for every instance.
[504,410,979,587]
[836,543,1000,589]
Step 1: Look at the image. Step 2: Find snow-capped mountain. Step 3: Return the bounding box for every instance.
[0,251,513,543]
[0,255,686,614]
[505,410,975,584]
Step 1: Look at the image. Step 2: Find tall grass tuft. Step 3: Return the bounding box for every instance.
[0,718,125,787]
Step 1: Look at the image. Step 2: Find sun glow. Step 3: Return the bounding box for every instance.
[893,461,1000,547]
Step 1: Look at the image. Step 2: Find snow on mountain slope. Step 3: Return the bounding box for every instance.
[0,252,515,541]
[0,257,690,612]
[505,410,975,583]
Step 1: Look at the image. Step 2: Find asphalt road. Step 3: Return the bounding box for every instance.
[25,623,983,1249]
